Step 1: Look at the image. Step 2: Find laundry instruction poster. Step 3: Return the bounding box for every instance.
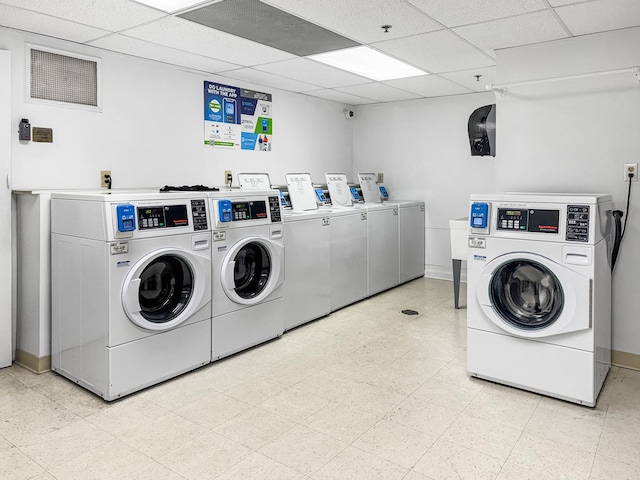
[204,81,241,149]
[240,88,273,151]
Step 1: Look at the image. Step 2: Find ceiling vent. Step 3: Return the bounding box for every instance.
[29,46,101,109]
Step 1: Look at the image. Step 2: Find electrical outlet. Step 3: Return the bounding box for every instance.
[377,173,384,183]
[224,170,232,185]
[100,170,111,188]
[624,163,638,181]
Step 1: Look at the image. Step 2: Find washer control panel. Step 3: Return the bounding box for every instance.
[191,199,209,231]
[269,195,281,222]
[566,205,590,242]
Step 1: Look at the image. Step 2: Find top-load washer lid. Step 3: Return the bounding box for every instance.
[325,172,353,207]
[285,173,319,211]
[238,173,271,190]
[357,173,382,204]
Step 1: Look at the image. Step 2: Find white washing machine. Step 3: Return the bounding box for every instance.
[282,209,332,330]
[326,173,368,310]
[396,200,426,284]
[358,173,400,296]
[360,179,425,284]
[209,191,285,360]
[467,193,612,406]
[51,192,212,401]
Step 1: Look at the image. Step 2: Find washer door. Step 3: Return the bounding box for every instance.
[122,248,209,331]
[476,252,591,338]
[221,236,284,305]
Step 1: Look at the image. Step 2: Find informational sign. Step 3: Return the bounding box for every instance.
[204,81,241,149]
[240,88,272,151]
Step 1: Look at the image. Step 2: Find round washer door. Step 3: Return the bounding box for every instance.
[490,259,563,330]
[476,252,591,338]
[122,248,208,331]
[221,236,284,305]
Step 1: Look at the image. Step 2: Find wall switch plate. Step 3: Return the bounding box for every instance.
[100,170,111,188]
[624,163,638,181]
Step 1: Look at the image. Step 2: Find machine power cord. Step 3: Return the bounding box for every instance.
[611,171,634,270]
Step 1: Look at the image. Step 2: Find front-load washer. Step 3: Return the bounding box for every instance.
[209,191,285,360]
[467,193,612,406]
[51,191,212,401]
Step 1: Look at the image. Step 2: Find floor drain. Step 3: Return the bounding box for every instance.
[401,309,419,315]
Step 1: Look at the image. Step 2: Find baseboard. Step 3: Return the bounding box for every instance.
[425,265,467,283]
[15,349,51,373]
[612,350,640,371]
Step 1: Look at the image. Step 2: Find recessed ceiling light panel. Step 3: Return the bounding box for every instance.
[307,46,427,81]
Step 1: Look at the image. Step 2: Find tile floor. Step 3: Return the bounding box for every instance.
[1,277,640,480]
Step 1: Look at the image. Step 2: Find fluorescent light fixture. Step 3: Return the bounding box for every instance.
[307,46,427,81]
[132,0,208,13]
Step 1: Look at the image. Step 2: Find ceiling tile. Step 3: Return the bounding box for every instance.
[453,10,569,56]
[439,66,497,92]
[336,82,422,102]
[0,4,110,43]
[405,0,546,27]
[219,67,321,92]
[555,0,640,36]
[383,75,472,97]
[179,0,358,56]
[0,0,165,31]
[263,0,442,43]
[254,58,370,88]
[547,0,591,6]
[303,89,374,105]
[123,16,296,66]
[373,30,495,73]
[88,34,241,72]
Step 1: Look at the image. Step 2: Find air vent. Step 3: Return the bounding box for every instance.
[29,46,100,108]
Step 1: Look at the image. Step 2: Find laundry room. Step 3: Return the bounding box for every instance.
[2,1,640,479]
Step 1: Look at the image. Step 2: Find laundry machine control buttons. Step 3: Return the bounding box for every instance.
[566,205,590,242]
[190,199,209,231]
[268,195,281,222]
[138,204,189,230]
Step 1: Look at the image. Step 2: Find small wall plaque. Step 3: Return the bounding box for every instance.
[32,127,53,143]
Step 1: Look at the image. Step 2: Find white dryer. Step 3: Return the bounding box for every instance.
[209,191,285,360]
[467,193,612,406]
[51,192,212,401]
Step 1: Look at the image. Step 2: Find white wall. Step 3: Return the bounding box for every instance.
[495,28,640,356]
[1,27,353,191]
[353,92,496,280]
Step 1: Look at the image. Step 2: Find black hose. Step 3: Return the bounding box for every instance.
[611,210,623,270]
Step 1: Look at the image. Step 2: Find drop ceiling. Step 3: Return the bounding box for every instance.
[1,0,640,104]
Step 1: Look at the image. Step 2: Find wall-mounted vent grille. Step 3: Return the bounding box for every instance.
[30,48,99,107]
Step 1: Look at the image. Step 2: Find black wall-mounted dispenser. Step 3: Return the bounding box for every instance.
[19,118,31,141]
[468,105,496,157]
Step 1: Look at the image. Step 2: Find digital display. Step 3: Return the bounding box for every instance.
[506,210,521,216]
[230,200,267,220]
[138,205,188,229]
